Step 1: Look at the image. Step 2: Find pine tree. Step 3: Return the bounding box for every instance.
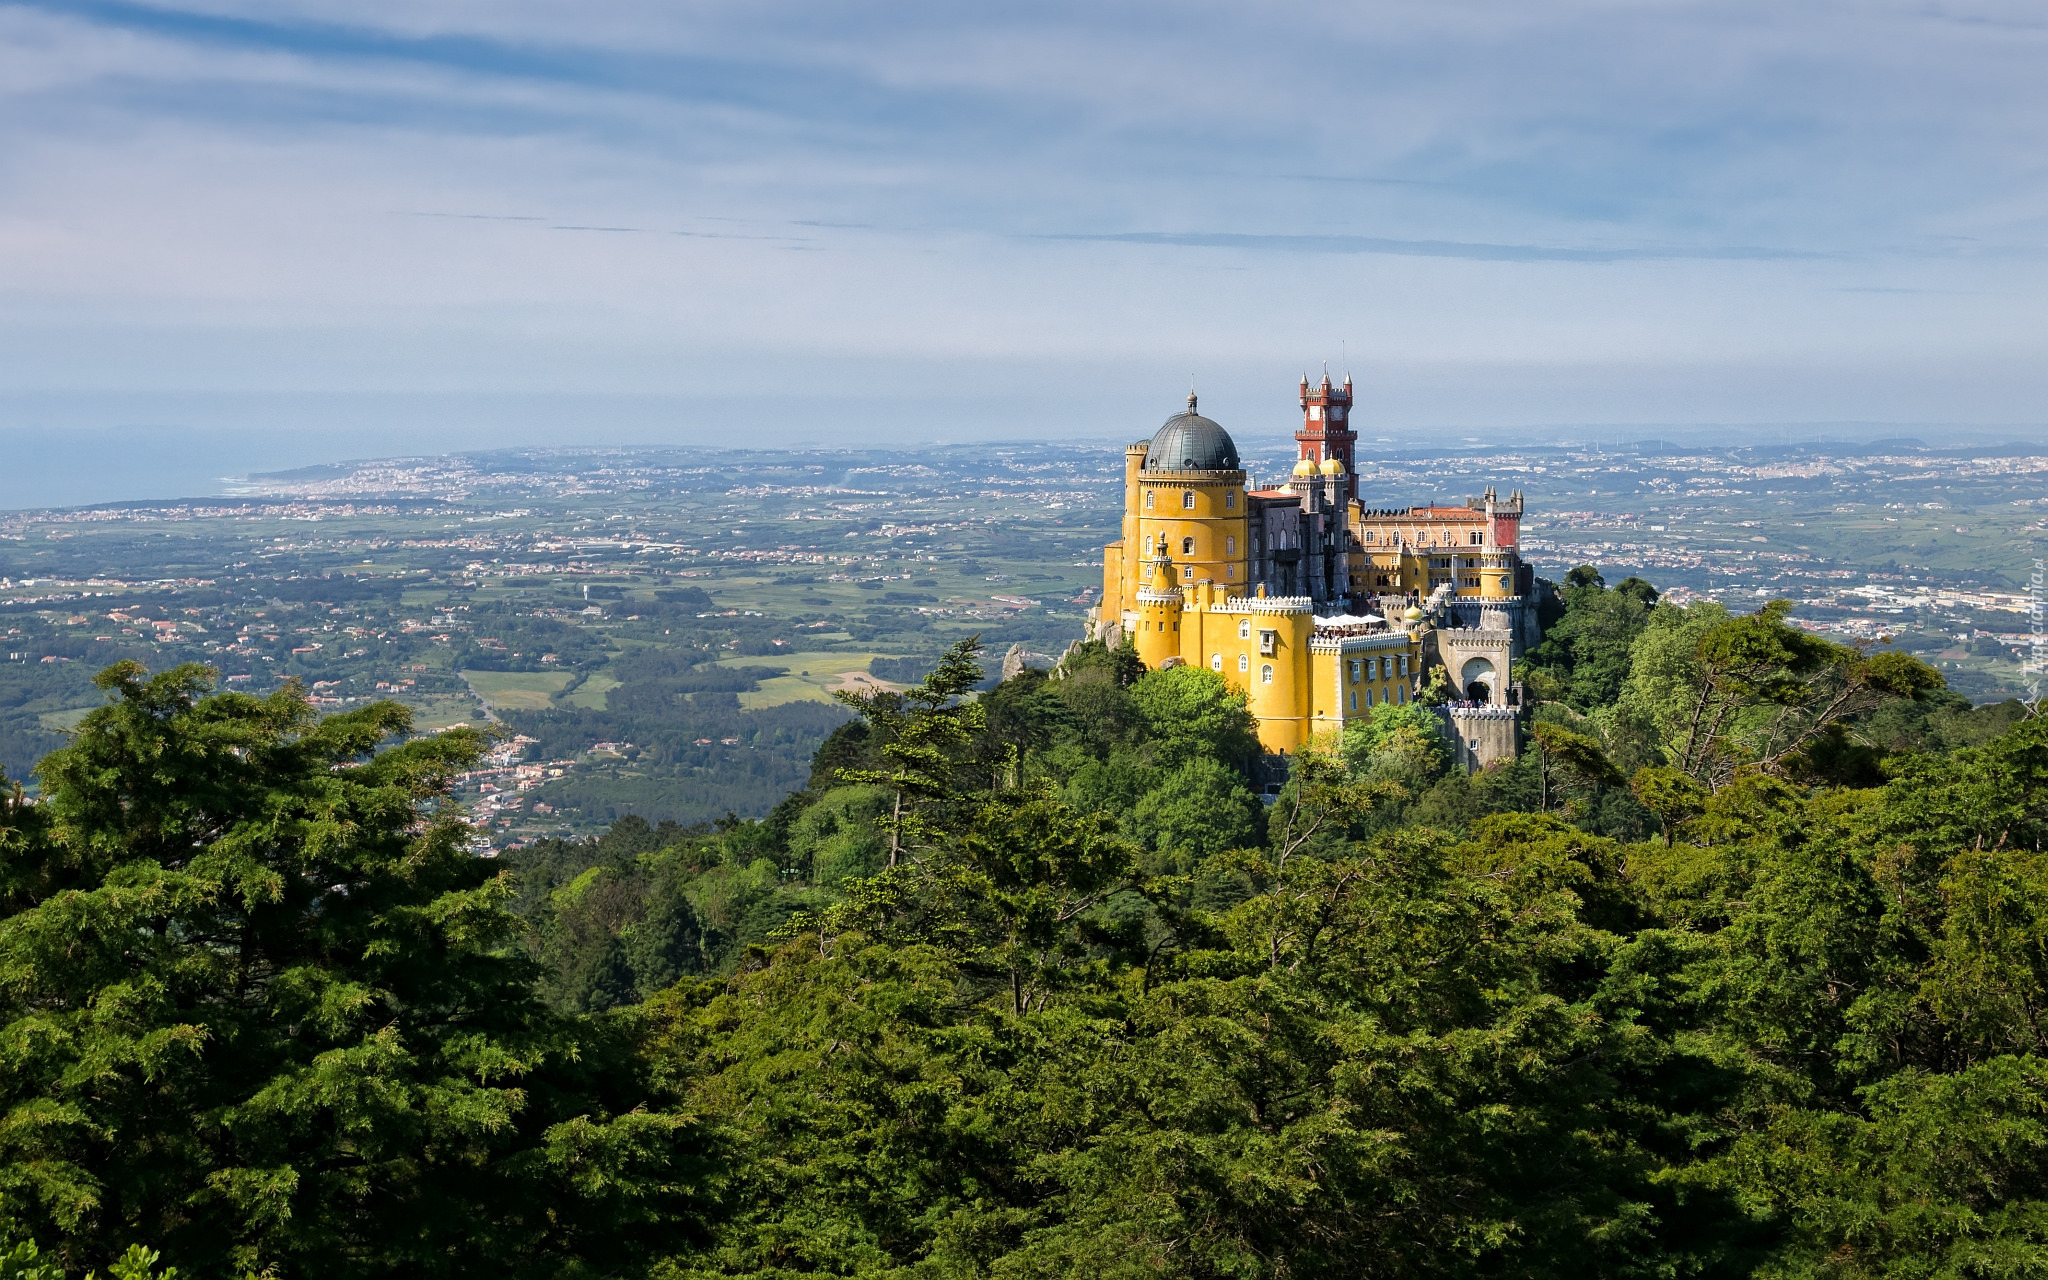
[0,663,704,1278]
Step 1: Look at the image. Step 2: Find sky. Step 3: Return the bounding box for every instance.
[2,0,2046,503]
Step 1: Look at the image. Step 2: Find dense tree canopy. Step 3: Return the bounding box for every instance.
[0,664,705,1279]
[2,594,2045,1278]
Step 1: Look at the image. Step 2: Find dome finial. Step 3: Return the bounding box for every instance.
[1187,389,1197,412]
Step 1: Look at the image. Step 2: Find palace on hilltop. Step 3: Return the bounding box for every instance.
[1086,373,1542,767]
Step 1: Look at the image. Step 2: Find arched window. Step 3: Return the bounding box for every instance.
[1237,654,1249,673]
[1224,535,1235,555]
[1182,490,1196,510]
[1225,490,1236,509]
[1182,566,1193,579]
[1238,619,1250,639]
[1144,490,1154,508]
[1181,536,1194,555]
[1348,690,1357,710]
[1260,664,1274,684]
[1210,654,1222,671]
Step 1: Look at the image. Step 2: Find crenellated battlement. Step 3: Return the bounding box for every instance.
[1223,594,1314,615]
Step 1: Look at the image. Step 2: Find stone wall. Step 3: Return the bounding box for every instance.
[1438,704,1520,772]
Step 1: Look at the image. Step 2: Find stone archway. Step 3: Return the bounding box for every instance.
[1430,627,1512,707]
[1459,655,1496,702]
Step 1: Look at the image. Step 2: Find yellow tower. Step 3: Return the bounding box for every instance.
[1099,440,1150,628]
[1133,541,1184,670]
[1474,487,1520,601]
[1124,393,1248,606]
[1237,588,1315,754]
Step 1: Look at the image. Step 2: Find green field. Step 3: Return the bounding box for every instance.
[717,651,907,710]
[464,670,576,711]
[35,707,94,733]
[564,672,619,709]
[408,694,487,731]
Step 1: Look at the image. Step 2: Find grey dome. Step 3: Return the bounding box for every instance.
[1143,395,1240,472]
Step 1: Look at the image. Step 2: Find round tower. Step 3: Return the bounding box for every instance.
[1233,585,1316,753]
[1133,542,1185,670]
[1121,439,1148,590]
[1288,455,1323,513]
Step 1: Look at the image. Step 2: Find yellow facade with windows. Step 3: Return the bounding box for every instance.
[1308,633,1419,739]
[1136,470,1247,594]
[1348,488,1524,603]
[1353,548,1517,598]
[1103,454,1249,629]
[1128,570,1422,756]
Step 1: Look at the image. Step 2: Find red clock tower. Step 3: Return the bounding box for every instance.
[1296,369,1357,505]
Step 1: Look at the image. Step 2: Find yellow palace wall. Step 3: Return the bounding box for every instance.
[1350,548,1517,601]
[1349,507,1518,602]
[1129,577,1423,755]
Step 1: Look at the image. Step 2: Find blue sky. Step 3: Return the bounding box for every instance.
[1,0,2045,486]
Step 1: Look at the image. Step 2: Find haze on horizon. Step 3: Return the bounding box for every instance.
[2,0,2046,505]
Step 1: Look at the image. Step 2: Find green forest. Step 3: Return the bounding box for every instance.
[2,568,2045,1278]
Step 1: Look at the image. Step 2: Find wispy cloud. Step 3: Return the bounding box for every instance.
[399,212,811,241]
[1038,231,1829,263]
[397,211,544,222]
[0,0,2043,438]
